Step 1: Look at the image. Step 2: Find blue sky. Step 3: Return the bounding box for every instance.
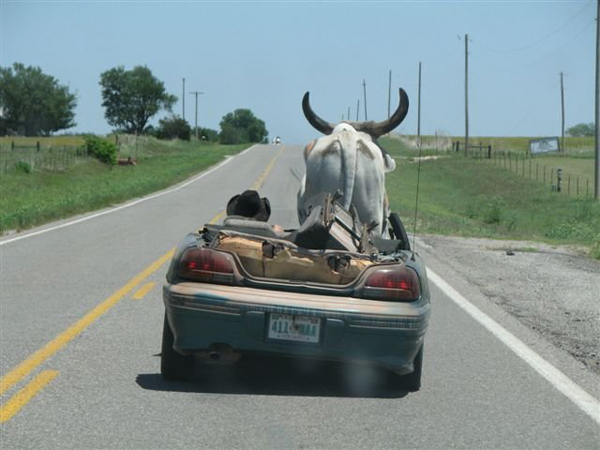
[1,0,597,144]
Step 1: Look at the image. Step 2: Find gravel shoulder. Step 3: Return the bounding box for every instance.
[414,234,600,375]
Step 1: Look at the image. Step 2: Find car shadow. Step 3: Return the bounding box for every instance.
[136,355,409,399]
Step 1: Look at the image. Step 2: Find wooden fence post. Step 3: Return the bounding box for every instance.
[543,166,546,184]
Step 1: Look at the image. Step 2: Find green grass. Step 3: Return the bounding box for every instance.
[384,154,600,258]
[456,135,593,154]
[528,156,594,181]
[0,136,247,233]
[386,134,595,156]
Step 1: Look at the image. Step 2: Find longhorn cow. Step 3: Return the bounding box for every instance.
[297,88,409,236]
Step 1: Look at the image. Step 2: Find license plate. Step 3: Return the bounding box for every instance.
[268,314,321,343]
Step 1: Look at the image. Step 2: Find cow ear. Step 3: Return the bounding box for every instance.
[384,154,396,172]
[304,140,316,160]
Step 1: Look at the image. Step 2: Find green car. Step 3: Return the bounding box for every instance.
[162,211,431,392]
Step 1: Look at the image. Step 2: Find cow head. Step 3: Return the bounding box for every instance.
[297,89,409,236]
[302,88,409,139]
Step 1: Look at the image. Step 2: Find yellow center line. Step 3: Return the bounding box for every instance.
[0,370,59,423]
[132,282,157,300]
[209,210,226,225]
[252,147,284,191]
[0,250,175,397]
[0,146,284,421]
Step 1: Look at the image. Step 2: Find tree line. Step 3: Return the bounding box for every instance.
[0,63,268,144]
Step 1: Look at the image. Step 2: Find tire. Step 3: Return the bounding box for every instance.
[387,344,423,392]
[161,313,194,381]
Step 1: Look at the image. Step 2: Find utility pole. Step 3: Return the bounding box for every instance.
[189,91,204,139]
[356,99,360,121]
[347,106,350,122]
[182,78,186,120]
[595,0,599,199]
[465,34,469,156]
[388,70,392,119]
[560,72,565,153]
[418,62,422,149]
[362,79,368,121]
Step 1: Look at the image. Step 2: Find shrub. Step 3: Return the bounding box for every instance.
[84,135,117,165]
[482,201,502,224]
[156,116,191,141]
[15,161,31,174]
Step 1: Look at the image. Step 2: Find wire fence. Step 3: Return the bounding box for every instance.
[487,150,594,198]
[0,143,90,175]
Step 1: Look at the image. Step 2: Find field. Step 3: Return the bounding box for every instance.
[383,135,596,196]
[390,134,594,155]
[0,135,247,233]
[2,134,598,258]
[0,135,86,149]
[380,136,600,258]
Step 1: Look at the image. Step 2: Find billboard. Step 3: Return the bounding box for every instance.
[529,137,560,155]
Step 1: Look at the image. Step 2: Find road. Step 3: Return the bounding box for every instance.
[1,144,599,449]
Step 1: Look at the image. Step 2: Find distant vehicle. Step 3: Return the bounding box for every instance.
[161,195,430,391]
[275,136,281,145]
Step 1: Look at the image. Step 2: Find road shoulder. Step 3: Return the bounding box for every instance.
[414,233,600,395]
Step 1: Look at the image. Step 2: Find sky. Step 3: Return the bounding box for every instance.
[1,0,597,144]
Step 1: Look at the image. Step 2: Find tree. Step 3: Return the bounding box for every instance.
[156,115,191,141]
[100,66,176,134]
[219,109,268,144]
[566,122,594,137]
[0,63,77,136]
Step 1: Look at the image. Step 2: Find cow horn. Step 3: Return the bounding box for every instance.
[358,88,409,138]
[302,92,335,135]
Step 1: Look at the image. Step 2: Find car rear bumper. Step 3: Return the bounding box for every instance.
[163,282,430,375]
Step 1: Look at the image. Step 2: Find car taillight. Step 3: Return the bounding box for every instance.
[362,266,421,302]
[178,247,235,285]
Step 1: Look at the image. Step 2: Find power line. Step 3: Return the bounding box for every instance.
[505,81,561,136]
[472,19,595,73]
[472,1,593,54]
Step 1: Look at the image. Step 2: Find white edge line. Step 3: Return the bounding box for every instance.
[0,144,259,246]
[427,268,600,426]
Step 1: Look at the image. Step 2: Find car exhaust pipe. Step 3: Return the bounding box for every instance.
[205,343,239,364]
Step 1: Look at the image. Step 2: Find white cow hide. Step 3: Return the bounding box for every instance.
[297,123,396,237]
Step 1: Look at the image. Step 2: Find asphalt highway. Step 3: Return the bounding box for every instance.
[1,144,598,449]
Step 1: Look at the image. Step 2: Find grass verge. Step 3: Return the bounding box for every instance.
[384,150,600,259]
[0,137,248,234]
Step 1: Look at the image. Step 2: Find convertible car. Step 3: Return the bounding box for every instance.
[161,194,431,391]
